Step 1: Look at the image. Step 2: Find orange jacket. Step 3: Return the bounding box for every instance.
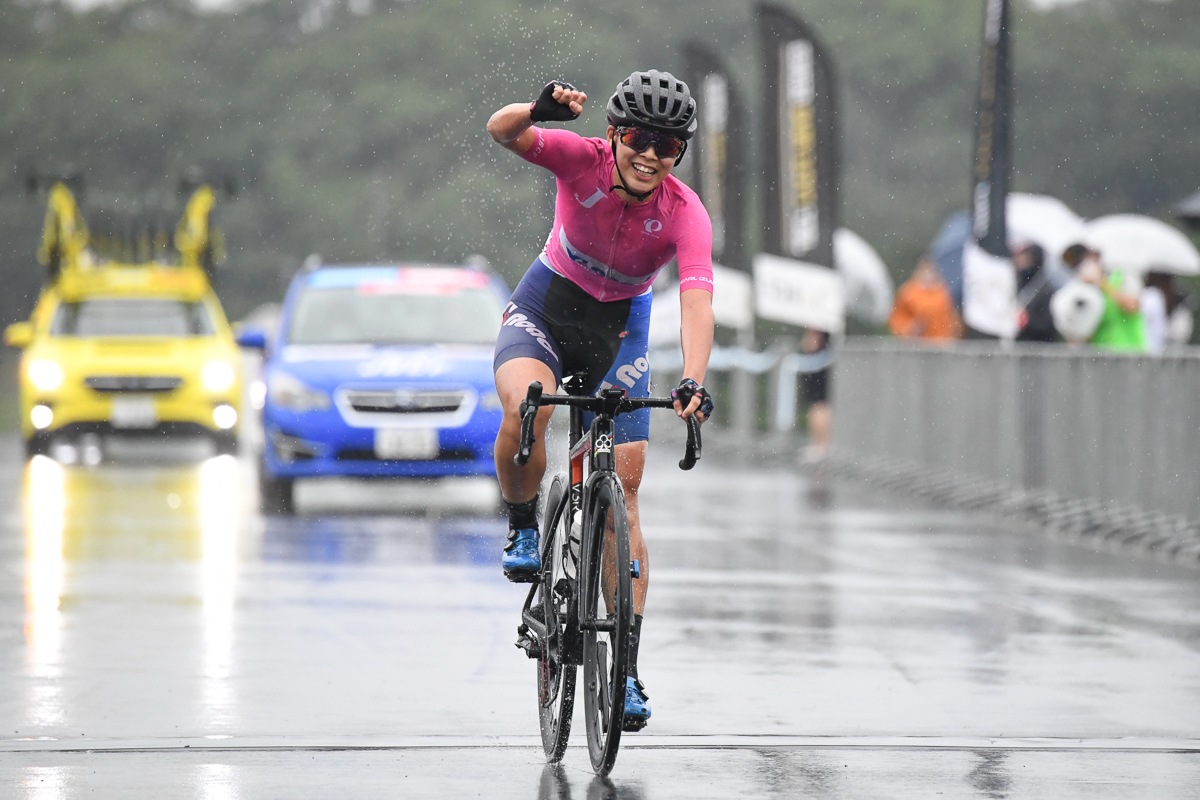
[888,281,963,340]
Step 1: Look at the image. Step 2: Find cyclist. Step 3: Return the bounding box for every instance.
[487,70,715,731]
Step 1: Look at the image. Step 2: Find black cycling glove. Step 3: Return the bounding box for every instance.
[671,378,715,419]
[529,80,581,123]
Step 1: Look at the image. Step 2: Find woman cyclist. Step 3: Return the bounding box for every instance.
[487,70,715,730]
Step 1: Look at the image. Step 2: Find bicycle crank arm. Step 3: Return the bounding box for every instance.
[521,608,549,642]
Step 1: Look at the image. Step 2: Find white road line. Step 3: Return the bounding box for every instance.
[4,735,1200,754]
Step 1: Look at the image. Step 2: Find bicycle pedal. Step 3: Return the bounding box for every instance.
[514,627,541,659]
[622,717,648,733]
[504,569,539,585]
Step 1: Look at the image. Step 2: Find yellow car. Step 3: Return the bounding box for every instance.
[5,264,243,458]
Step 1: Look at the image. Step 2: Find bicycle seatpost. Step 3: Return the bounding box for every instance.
[513,381,544,466]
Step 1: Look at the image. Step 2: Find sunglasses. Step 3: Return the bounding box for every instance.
[616,127,686,161]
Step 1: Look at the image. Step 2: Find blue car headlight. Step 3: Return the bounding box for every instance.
[268,371,331,412]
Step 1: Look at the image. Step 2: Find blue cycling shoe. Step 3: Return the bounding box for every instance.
[502,527,540,583]
[622,677,651,731]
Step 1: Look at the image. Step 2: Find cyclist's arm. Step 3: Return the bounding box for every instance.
[674,198,715,419]
[486,103,540,154]
[486,85,587,154]
[680,288,714,388]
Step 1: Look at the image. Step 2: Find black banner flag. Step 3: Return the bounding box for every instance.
[970,0,1012,256]
[682,42,747,273]
[756,2,839,270]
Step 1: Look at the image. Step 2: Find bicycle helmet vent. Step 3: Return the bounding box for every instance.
[606,69,698,140]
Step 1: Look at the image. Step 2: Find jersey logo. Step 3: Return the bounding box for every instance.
[575,189,605,209]
[644,219,663,234]
[502,312,560,362]
[615,357,650,388]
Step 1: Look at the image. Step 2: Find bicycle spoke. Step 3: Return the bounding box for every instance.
[582,474,631,777]
[536,475,576,762]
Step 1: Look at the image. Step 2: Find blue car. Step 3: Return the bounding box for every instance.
[240,262,509,514]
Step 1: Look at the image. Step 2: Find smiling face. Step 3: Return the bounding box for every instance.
[607,125,676,201]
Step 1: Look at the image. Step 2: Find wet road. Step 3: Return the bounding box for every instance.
[1,428,1199,798]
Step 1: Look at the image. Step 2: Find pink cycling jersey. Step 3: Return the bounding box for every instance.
[520,127,714,302]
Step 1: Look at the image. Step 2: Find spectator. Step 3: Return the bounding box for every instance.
[1013,243,1061,343]
[888,256,963,340]
[1061,244,1147,352]
[799,328,832,463]
[1142,271,1195,353]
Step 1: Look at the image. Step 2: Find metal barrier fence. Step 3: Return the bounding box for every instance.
[832,338,1200,524]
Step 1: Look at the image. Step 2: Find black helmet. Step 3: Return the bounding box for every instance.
[606,70,698,140]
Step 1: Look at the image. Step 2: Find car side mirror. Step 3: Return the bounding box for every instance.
[235,326,268,350]
[4,322,33,349]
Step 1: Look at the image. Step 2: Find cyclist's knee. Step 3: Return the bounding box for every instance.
[615,442,647,491]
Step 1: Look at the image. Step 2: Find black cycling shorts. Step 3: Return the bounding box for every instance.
[494,258,652,443]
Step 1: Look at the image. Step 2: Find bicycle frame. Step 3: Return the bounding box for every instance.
[514,378,701,773]
[517,380,701,660]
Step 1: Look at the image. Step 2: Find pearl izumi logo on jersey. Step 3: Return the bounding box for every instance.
[502,306,560,361]
[644,219,663,234]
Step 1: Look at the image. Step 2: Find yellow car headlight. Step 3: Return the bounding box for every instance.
[202,361,237,393]
[27,360,64,392]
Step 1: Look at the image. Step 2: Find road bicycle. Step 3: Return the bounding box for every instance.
[513,376,701,776]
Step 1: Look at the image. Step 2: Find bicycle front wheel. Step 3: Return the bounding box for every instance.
[536,474,577,762]
[580,474,632,776]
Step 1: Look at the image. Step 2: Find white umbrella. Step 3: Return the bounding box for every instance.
[833,228,893,325]
[1084,214,1200,275]
[1006,193,1088,269]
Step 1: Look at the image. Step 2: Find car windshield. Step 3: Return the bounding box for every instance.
[287,286,503,345]
[51,299,216,337]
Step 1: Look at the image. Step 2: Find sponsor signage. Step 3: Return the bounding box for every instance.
[712,263,754,331]
[683,42,747,273]
[757,2,839,272]
[753,253,844,333]
[782,39,819,257]
[961,241,1017,339]
[701,73,728,257]
[971,0,1012,257]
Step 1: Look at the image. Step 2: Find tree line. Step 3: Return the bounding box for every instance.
[1,0,1196,325]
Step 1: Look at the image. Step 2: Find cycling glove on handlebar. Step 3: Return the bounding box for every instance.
[672,378,714,419]
[530,81,582,123]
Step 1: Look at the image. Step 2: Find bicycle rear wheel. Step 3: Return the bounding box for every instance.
[536,474,577,761]
[580,474,632,776]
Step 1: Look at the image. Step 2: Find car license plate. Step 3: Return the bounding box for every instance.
[111,396,157,429]
[374,428,438,460]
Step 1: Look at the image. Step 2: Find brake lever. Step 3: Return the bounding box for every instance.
[678,414,702,471]
[513,381,544,466]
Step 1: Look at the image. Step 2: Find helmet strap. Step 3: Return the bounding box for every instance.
[609,139,654,203]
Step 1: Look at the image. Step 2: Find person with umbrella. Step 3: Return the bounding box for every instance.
[1060,243,1146,351]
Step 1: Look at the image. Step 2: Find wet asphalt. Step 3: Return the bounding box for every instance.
[1,422,1199,798]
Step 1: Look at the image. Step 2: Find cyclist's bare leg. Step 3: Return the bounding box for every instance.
[494,357,557,505]
[616,441,648,615]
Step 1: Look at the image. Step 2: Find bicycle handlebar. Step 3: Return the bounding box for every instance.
[512,381,702,470]
[513,381,543,467]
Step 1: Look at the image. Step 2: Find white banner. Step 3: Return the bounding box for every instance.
[711,263,753,331]
[961,240,1017,339]
[753,253,844,333]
